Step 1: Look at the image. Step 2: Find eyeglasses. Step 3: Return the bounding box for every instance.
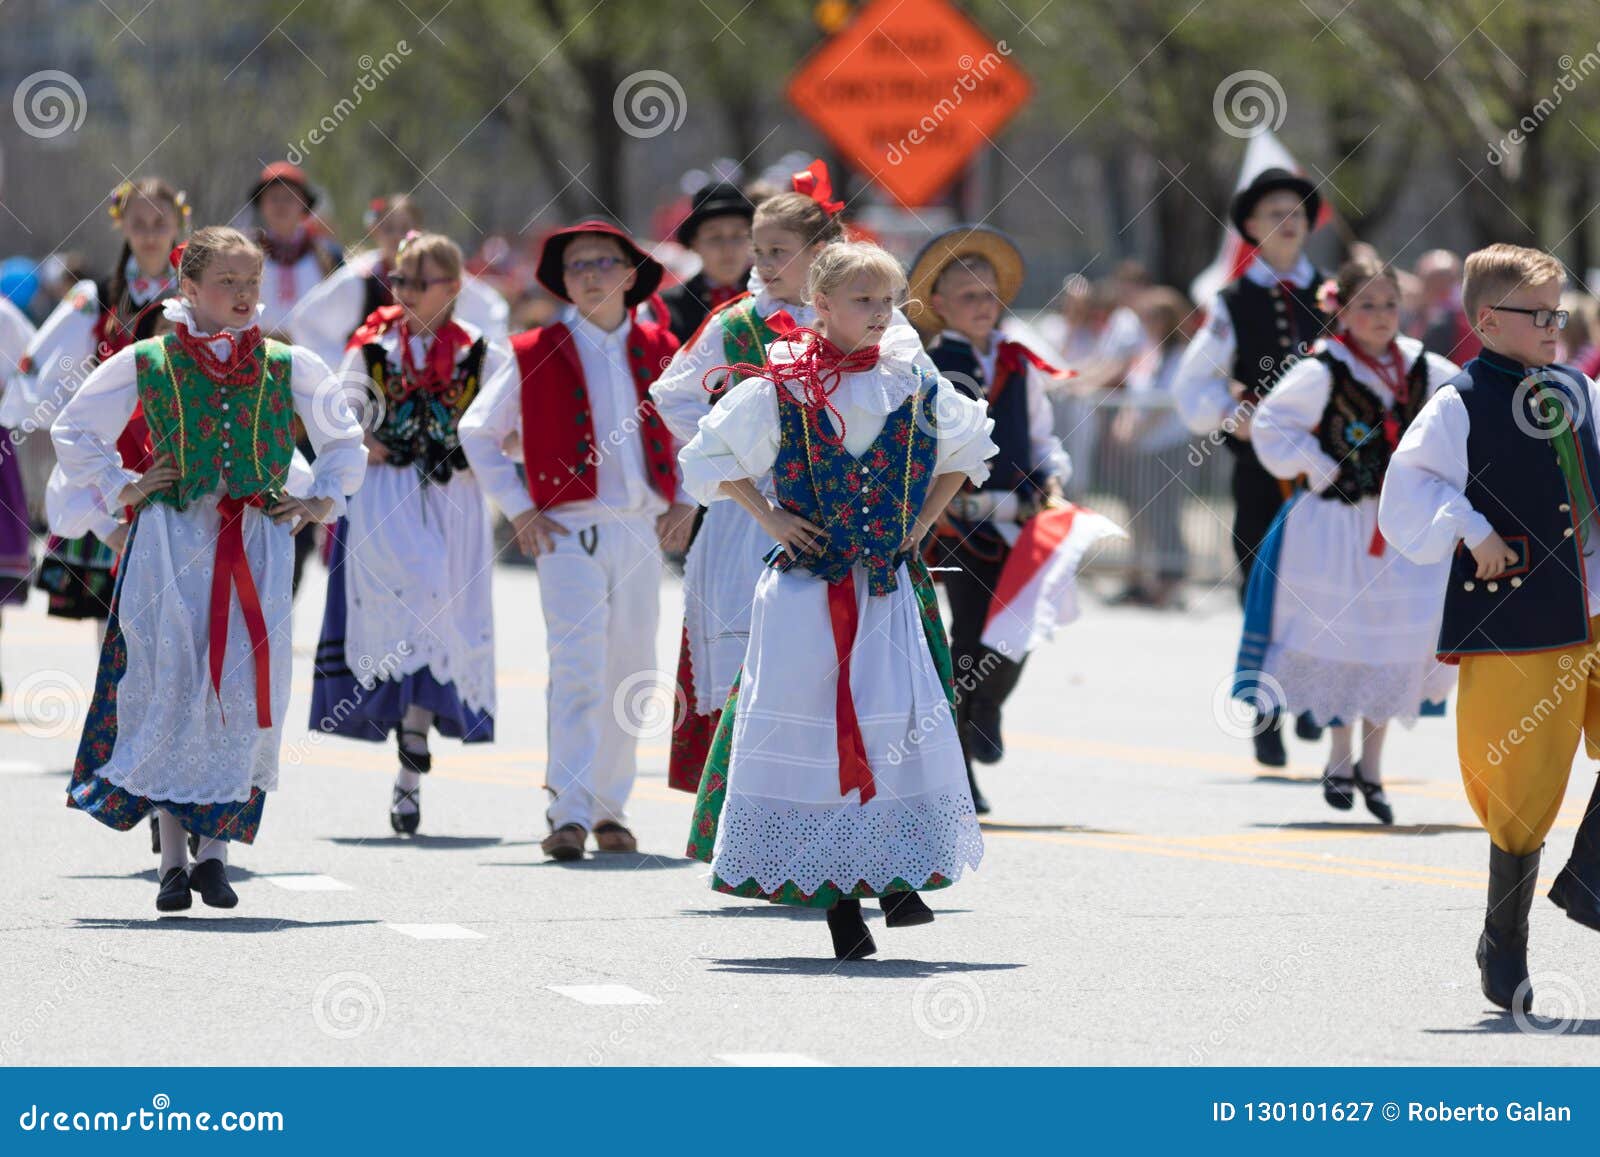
[389,276,456,292]
[1490,306,1570,330]
[564,256,629,275]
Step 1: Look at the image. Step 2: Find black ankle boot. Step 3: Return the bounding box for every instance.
[1550,774,1600,931]
[156,866,191,912]
[826,899,877,960]
[1252,709,1286,767]
[1477,843,1540,1014]
[880,890,935,927]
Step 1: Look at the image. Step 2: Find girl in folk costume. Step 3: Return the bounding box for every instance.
[678,242,995,959]
[291,193,511,370]
[0,292,37,700]
[1234,257,1459,825]
[652,161,936,798]
[311,232,505,834]
[248,163,343,339]
[13,178,188,628]
[48,227,365,911]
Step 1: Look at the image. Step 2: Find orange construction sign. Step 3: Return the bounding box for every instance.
[786,0,1032,208]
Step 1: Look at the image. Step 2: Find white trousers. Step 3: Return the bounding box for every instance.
[536,513,662,831]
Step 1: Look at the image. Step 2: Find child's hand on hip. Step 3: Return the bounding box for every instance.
[115,452,180,508]
[510,508,568,558]
[759,504,827,559]
[268,494,334,533]
[1470,531,1519,579]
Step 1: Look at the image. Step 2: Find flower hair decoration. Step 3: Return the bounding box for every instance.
[1315,278,1340,314]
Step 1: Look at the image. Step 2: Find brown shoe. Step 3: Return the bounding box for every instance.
[592,821,638,853]
[541,823,587,861]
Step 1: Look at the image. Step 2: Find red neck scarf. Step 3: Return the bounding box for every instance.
[258,225,315,268]
[701,327,878,446]
[175,322,264,385]
[397,317,472,397]
[1334,334,1411,557]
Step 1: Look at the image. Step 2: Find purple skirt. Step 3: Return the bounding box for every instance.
[0,431,32,605]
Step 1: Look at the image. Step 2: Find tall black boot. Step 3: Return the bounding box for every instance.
[1550,773,1600,931]
[1252,708,1286,767]
[826,899,876,960]
[1477,843,1540,1015]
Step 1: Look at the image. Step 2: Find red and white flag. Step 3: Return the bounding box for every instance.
[1188,128,1334,309]
[979,504,1126,659]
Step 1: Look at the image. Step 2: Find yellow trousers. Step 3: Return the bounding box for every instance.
[1456,616,1600,855]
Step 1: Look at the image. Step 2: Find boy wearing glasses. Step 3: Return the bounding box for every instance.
[460,219,694,860]
[1380,243,1600,1016]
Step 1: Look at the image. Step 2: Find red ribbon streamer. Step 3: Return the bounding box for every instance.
[209,495,273,729]
[826,573,875,804]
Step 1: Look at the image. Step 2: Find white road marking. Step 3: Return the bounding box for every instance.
[385,923,485,939]
[546,984,660,1005]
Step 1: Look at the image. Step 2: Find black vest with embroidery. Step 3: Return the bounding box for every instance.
[1220,275,1325,468]
[928,336,1038,497]
[1437,353,1600,657]
[1315,347,1429,504]
[359,336,486,483]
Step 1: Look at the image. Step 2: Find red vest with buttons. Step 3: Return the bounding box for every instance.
[513,317,681,510]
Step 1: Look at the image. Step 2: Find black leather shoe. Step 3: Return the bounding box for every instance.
[880,891,935,927]
[390,784,421,836]
[826,898,877,960]
[189,858,238,909]
[1322,762,1356,810]
[1478,843,1540,1015]
[1549,774,1600,932]
[1354,764,1394,825]
[966,767,991,815]
[156,867,191,912]
[1252,710,1286,767]
[398,729,433,773]
[1294,711,1324,741]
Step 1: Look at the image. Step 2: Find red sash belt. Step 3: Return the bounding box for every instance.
[210,494,273,729]
[826,573,875,804]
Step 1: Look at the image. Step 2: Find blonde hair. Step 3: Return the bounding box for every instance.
[753,192,845,249]
[806,241,907,305]
[395,231,463,281]
[178,225,261,284]
[1462,243,1565,326]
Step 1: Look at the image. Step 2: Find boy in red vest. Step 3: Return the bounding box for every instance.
[460,219,693,860]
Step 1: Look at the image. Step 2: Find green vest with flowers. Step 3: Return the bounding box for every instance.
[132,333,297,509]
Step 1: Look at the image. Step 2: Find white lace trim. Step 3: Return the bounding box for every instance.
[711,792,985,893]
[1263,645,1456,727]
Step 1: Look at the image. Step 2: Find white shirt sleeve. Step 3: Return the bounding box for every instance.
[1378,384,1494,563]
[649,318,727,443]
[1252,357,1341,489]
[1173,296,1240,435]
[9,281,98,430]
[458,344,533,520]
[933,373,997,485]
[677,375,780,505]
[459,277,511,348]
[0,297,34,383]
[289,264,366,371]
[1025,361,1071,485]
[46,344,141,538]
[290,347,368,519]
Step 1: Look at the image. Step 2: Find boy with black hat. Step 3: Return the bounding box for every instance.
[653,181,755,343]
[459,219,695,860]
[1174,166,1328,766]
[908,225,1072,813]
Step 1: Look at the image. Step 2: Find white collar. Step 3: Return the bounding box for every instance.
[1244,253,1316,290]
[766,332,924,416]
[754,284,811,322]
[563,304,629,345]
[162,296,264,338]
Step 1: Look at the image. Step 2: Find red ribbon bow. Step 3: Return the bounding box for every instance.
[701,327,878,446]
[168,241,187,271]
[792,160,845,216]
[210,494,274,729]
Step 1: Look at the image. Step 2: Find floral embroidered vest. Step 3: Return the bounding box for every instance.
[360,336,485,483]
[1314,347,1428,503]
[768,367,939,595]
[132,334,296,509]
